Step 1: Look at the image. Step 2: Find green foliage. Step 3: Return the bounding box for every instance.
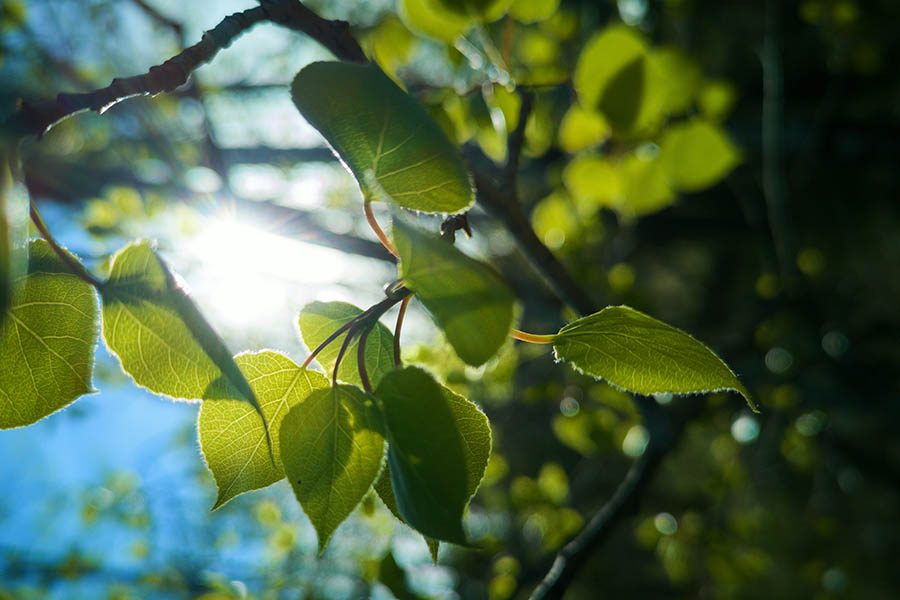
[297,301,394,387]
[399,0,471,43]
[430,0,512,21]
[291,61,474,214]
[660,120,741,192]
[509,0,560,24]
[0,157,10,320]
[101,241,261,414]
[280,385,386,552]
[0,239,98,428]
[375,367,471,544]
[554,306,756,411]
[393,219,515,366]
[198,352,329,509]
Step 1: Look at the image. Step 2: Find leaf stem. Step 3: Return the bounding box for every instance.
[356,326,373,393]
[393,295,410,367]
[332,326,357,386]
[28,200,103,289]
[300,318,357,370]
[364,199,398,258]
[509,329,555,344]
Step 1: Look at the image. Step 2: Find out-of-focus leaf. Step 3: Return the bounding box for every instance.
[650,47,702,115]
[554,305,756,411]
[660,120,741,192]
[531,192,582,251]
[291,61,473,214]
[510,0,560,23]
[101,241,260,416]
[375,367,474,544]
[198,352,328,509]
[558,105,611,153]
[371,15,417,81]
[297,301,394,387]
[280,385,386,552]
[377,551,427,600]
[393,219,515,366]
[620,153,675,218]
[0,239,99,429]
[562,155,623,212]
[697,80,738,121]
[574,25,666,134]
[429,0,513,22]
[400,0,471,43]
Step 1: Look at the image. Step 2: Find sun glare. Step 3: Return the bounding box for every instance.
[187,217,350,330]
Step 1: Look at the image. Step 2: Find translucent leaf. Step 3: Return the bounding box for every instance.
[297,301,394,387]
[554,306,756,411]
[558,105,611,153]
[510,0,560,23]
[698,80,738,121]
[660,120,741,192]
[375,367,478,544]
[0,239,99,429]
[291,62,474,214]
[371,15,417,81]
[375,377,491,553]
[101,241,260,415]
[198,352,328,509]
[393,219,515,366]
[429,0,513,21]
[280,385,386,552]
[649,47,702,116]
[620,154,676,218]
[400,0,471,43]
[574,25,667,135]
[562,155,623,211]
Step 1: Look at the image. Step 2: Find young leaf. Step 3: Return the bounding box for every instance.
[280,385,386,553]
[298,301,394,387]
[198,351,328,509]
[660,119,741,192]
[0,239,99,429]
[101,241,260,413]
[393,219,515,366]
[375,378,491,555]
[290,61,474,214]
[375,367,473,544]
[553,305,756,411]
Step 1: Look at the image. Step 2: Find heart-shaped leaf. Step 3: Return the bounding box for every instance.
[0,239,99,429]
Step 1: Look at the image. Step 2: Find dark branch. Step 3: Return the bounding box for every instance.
[5,0,366,140]
[464,143,597,317]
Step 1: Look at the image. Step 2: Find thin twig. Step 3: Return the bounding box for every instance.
[28,201,103,289]
[506,90,534,187]
[5,0,366,140]
[393,295,411,367]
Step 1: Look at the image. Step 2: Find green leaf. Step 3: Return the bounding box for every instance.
[198,351,329,509]
[393,219,515,366]
[0,239,99,429]
[101,241,260,414]
[375,367,477,544]
[375,375,491,554]
[400,0,471,44]
[0,157,11,320]
[660,119,741,192]
[557,105,610,153]
[297,301,394,387]
[376,551,427,600]
[429,0,513,21]
[280,384,386,552]
[574,25,667,135]
[510,0,560,23]
[291,61,473,214]
[553,305,756,411]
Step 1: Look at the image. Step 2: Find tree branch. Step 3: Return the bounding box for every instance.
[4,0,365,140]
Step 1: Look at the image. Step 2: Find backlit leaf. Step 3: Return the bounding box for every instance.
[400,0,471,43]
[198,352,328,509]
[101,241,261,415]
[375,377,491,553]
[375,367,473,544]
[0,239,99,429]
[660,119,741,192]
[554,305,756,411]
[429,0,513,21]
[280,385,386,552]
[297,301,394,387]
[510,0,560,23]
[393,219,515,366]
[291,61,474,214]
[558,105,611,153]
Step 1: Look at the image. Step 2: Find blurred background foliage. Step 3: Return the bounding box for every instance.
[1,0,899,598]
